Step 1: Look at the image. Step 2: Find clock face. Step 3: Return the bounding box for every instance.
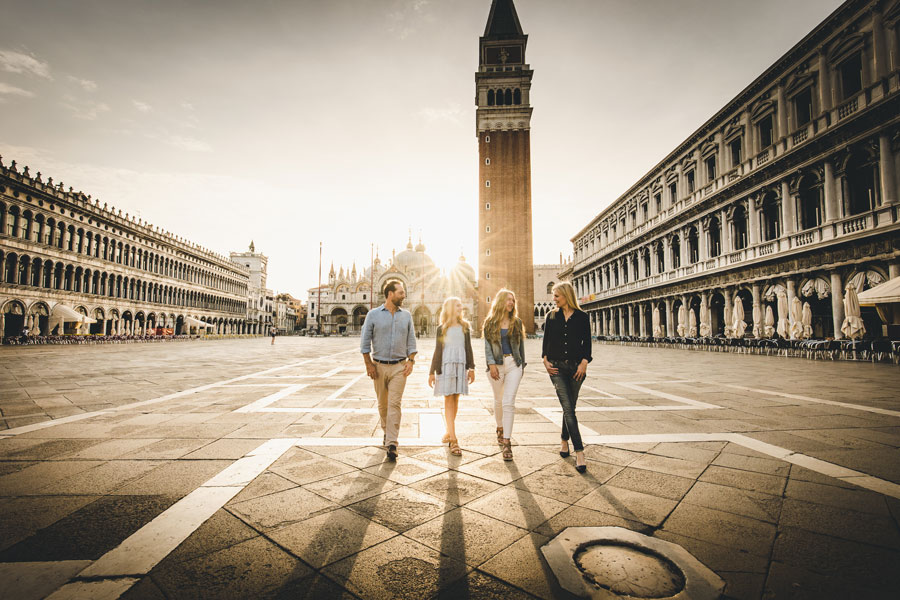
[485,45,523,65]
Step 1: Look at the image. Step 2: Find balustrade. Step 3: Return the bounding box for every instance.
[837,96,859,120]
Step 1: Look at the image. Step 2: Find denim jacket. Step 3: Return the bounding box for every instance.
[483,318,526,370]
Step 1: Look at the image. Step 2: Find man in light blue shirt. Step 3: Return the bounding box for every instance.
[360,279,417,460]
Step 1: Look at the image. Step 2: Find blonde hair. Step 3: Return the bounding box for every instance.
[551,282,581,314]
[482,289,523,342]
[439,296,469,333]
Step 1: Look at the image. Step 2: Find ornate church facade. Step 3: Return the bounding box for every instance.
[568,0,900,341]
[307,239,478,336]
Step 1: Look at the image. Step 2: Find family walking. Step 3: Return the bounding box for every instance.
[361,279,591,473]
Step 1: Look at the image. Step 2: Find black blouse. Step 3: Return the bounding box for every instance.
[541,309,593,364]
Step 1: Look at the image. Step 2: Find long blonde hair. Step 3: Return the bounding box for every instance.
[550,282,580,316]
[482,289,523,342]
[439,296,470,333]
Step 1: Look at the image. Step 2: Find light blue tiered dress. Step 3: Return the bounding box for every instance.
[434,325,469,396]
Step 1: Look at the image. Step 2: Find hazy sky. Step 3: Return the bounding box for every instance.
[0,0,844,295]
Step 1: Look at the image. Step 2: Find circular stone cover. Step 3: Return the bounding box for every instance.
[575,542,685,598]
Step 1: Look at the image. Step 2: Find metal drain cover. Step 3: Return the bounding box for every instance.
[541,527,724,599]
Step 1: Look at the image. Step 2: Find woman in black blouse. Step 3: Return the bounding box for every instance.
[542,281,592,473]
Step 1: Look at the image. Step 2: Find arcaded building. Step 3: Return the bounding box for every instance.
[570,0,900,341]
[0,160,251,338]
[477,0,536,333]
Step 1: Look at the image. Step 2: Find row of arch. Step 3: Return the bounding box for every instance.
[486,88,522,106]
[575,145,884,299]
[0,201,247,296]
[1,250,246,314]
[0,298,256,338]
[588,266,888,341]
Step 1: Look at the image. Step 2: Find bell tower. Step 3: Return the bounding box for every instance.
[476,0,535,333]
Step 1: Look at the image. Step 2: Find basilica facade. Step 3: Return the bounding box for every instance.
[567,0,900,341]
[307,239,478,336]
[0,159,255,339]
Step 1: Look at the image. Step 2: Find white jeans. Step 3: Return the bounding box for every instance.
[489,355,523,438]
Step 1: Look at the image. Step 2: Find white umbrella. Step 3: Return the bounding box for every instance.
[764,305,776,338]
[801,301,813,339]
[724,299,734,338]
[688,309,697,337]
[776,293,790,339]
[699,302,711,337]
[677,305,687,337]
[752,304,762,337]
[732,301,746,338]
[789,297,804,340]
[840,285,866,340]
[652,306,663,337]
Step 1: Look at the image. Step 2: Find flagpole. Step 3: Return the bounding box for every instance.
[317,241,322,334]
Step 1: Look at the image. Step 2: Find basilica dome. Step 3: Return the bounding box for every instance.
[451,253,476,282]
[392,238,435,272]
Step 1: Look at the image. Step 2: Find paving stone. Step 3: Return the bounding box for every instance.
[0,460,105,496]
[434,570,541,600]
[320,535,470,600]
[779,498,900,550]
[604,466,695,501]
[699,465,787,496]
[150,535,312,599]
[653,529,769,573]
[478,533,577,600]
[163,509,259,565]
[268,507,397,568]
[0,495,99,552]
[465,486,568,531]
[347,486,452,533]
[363,456,447,485]
[711,451,791,476]
[575,485,678,527]
[784,477,890,516]
[405,506,530,567]
[119,576,168,600]
[410,471,502,505]
[111,460,232,495]
[269,447,356,485]
[39,460,165,494]
[762,561,881,600]
[661,502,777,557]
[0,560,93,600]
[628,453,708,479]
[228,486,337,531]
[533,505,651,538]
[304,470,397,506]
[682,480,782,523]
[0,494,179,561]
[180,438,264,459]
[514,461,613,503]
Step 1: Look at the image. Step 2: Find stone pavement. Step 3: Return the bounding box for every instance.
[0,337,898,599]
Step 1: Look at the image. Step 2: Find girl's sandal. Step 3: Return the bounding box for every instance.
[449,439,462,456]
[496,427,504,445]
[441,433,451,444]
[502,440,513,461]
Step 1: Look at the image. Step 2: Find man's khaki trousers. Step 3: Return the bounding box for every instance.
[373,361,407,445]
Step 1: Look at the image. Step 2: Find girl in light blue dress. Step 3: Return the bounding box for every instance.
[428,297,475,455]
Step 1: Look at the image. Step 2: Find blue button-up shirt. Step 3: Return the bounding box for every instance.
[360,304,417,362]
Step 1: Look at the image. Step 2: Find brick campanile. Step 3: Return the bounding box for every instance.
[476,0,535,333]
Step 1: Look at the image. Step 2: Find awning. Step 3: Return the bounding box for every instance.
[184,316,215,328]
[52,303,97,324]
[857,277,900,305]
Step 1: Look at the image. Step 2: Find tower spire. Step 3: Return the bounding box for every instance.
[483,0,524,39]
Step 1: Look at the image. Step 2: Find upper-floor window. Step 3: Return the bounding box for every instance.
[686,171,695,194]
[642,203,648,221]
[669,182,677,203]
[654,193,662,214]
[793,87,813,127]
[729,138,743,167]
[630,210,636,228]
[758,114,774,149]
[705,156,717,182]
[838,53,863,101]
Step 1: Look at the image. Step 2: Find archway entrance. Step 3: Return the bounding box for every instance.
[2,300,26,340]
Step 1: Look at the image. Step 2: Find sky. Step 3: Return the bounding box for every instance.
[0,0,845,296]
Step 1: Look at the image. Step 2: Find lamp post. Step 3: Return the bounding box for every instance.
[317,241,322,335]
[370,243,374,311]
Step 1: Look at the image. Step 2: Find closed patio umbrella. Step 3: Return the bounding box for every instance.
[732,301,746,338]
[677,305,687,337]
[652,306,663,337]
[776,292,790,339]
[752,304,762,337]
[789,296,804,340]
[764,305,776,338]
[801,301,813,339]
[699,302,712,337]
[688,308,697,337]
[840,285,866,340]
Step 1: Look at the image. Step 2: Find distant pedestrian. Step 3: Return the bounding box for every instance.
[429,296,475,456]
[483,289,525,461]
[270,327,277,345]
[360,280,417,460]
[542,282,592,473]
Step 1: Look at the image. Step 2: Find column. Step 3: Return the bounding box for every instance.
[781,180,795,236]
[872,9,888,81]
[776,81,788,141]
[639,303,647,337]
[721,209,732,254]
[748,197,760,246]
[665,297,675,337]
[724,287,733,333]
[23,260,32,287]
[830,271,845,339]
[817,50,832,113]
[889,263,900,279]
[751,283,762,338]
[619,307,625,336]
[879,133,897,205]
[701,291,710,336]
[823,159,839,221]
[698,220,708,262]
